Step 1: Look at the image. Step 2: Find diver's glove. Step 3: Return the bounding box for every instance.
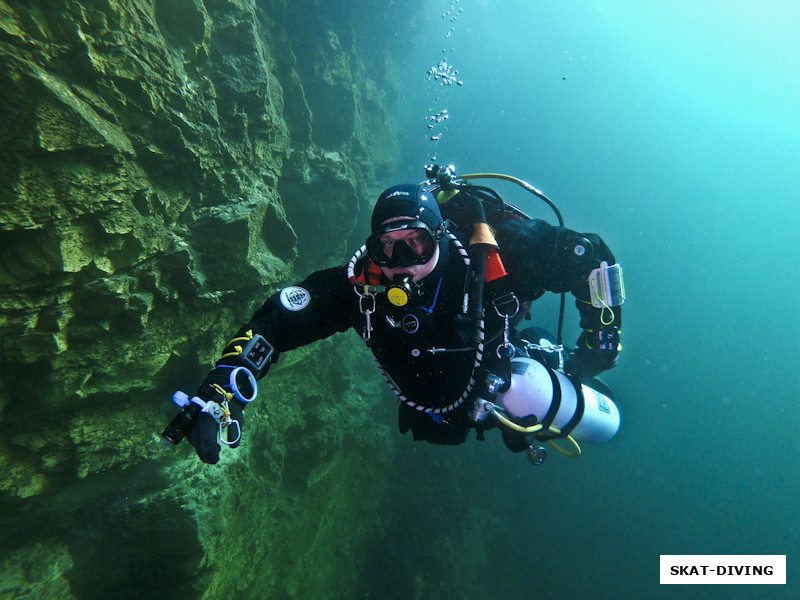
[174,329,271,463]
[565,327,621,378]
[188,365,254,464]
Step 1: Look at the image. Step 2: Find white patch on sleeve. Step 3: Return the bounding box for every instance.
[279,286,311,311]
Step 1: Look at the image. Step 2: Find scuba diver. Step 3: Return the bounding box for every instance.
[163,165,625,465]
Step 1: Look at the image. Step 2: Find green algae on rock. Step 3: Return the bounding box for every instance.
[0,1,417,598]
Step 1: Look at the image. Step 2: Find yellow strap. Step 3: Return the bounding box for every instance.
[220,330,255,360]
[220,345,244,359]
[212,383,234,403]
[226,329,254,346]
[589,285,617,326]
[584,329,596,350]
[207,384,234,426]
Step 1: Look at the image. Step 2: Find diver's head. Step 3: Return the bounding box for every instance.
[367,184,446,282]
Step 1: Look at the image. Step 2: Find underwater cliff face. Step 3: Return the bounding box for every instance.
[0,1,417,598]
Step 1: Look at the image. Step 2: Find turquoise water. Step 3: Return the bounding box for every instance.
[367,1,799,598]
[4,2,797,598]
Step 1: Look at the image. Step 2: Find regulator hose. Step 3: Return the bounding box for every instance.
[461,172,567,346]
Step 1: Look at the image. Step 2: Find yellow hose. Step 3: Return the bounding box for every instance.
[462,172,545,198]
[493,411,581,458]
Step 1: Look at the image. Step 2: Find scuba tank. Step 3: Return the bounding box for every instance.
[496,357,620,443]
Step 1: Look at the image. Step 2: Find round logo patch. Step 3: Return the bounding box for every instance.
[279,286,310,311]
[401,314,420,334]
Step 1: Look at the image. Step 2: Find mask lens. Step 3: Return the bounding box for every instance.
[367,225,435,268]
[366,234,391,266]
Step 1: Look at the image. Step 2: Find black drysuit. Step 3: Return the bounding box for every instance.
[201,218,622,448]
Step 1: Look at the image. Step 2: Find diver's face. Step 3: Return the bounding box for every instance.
[378,229,440,282]
[378,229,432,262]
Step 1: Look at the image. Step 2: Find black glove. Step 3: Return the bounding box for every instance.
[188,398,245,464]
[565,328,620,378]
[187,367,250,464]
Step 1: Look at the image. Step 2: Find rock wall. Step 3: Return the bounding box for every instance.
[0,1,417,598]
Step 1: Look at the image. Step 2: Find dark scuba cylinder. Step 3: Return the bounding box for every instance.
[495,357,620,443]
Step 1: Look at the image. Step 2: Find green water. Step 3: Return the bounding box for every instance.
[363,1,799,598]
[4,1,797,598]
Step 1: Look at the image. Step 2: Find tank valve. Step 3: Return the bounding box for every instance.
[527,444,548,466]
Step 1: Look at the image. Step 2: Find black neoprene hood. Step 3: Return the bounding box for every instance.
[370,184,444,235]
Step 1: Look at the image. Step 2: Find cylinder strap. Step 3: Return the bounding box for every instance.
[559,373,586,438]
[538,366,562,434]
[537,372,586,441]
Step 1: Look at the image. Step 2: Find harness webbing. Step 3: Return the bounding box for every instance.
[351,234,485,414]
